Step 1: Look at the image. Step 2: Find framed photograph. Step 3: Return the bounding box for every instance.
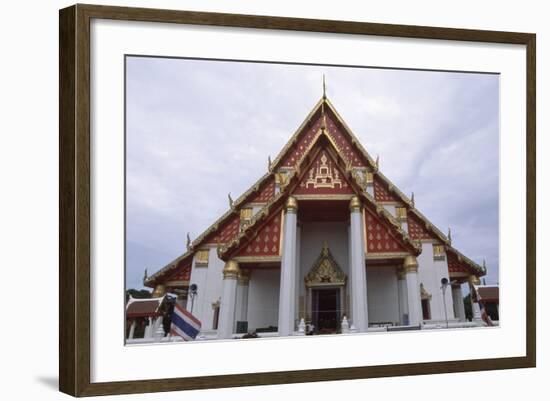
[59,4,536,397]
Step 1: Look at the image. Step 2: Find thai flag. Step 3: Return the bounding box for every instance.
[170,303,202,341]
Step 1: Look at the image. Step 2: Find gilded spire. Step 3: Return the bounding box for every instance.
[322,74,327,99]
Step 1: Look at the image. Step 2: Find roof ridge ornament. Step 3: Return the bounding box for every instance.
[268,155,272,171]
[411,192,415,208]
[322,74,327,99]
[448,227,452,245]
[228,193,234,208]
[186,232,191,251]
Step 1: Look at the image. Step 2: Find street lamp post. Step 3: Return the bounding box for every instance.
[441,278,449,328]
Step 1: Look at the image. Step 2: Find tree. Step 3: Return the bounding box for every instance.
[126,288,152,303]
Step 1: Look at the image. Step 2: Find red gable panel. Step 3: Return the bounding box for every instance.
[235,212,282,257]
[447,251,471,274]
[281,118,322,167]
[165,258,192,282]
[246,177,276,204]
[280,109,367,168]
[204,214,241,245]
[373,177,401,203]
[407,213,434,241]
[325,114,365,168]
[365,209,408,253]
[294,149,354,196]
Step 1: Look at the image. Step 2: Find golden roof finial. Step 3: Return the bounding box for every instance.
[448,227,452,244]
[411,192,415,208]
[186,232,191,250]
[322,74,327,99]
[268,155,272,171]
[375,154,380,170]
[228,193,234,208]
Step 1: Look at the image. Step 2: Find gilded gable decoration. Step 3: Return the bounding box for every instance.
[303,153,345,189]
[305,242,347,287]
[420,283,432,300]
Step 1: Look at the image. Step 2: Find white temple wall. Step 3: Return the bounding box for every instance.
[298,221,350,298]
[366,265,399,325]
[417,242,454,322]
[187,246,224,330]
[247,269,280,331]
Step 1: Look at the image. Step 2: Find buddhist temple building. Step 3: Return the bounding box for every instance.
[141,90,488,340]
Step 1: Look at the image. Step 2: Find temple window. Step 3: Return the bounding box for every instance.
[195,249,209,267]
[395,206,407,220]
[433,244,445,260]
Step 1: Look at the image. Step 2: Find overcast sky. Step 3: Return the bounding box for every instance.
[125,56,499,290]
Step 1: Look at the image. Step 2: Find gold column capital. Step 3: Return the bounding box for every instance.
[238,268,251,285]
[285,196,298,213]
[223,259,240,279]
[468,274,481,286]
[403,255,419,273]
[396,267,406,280]
[151,284,166,298]
[349,195,362,212]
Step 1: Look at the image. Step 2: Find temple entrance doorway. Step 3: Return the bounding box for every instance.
[312,288,340,334]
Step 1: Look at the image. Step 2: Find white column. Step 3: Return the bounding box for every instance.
[144,317,154,338]
[128,321,136,339]
[397,268,409,325]
[235,269,250,325]
[153,316,165,339]
[278,196,298,336]
[469,275,482,322]
[349,196,369,331]
[217,260,240,339]
[404,255,422,326]
[451,283,466,322]
[295,225,301,326]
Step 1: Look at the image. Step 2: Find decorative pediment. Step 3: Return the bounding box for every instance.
[420,283,432,300]
[294,149,354,196]
[305,242,347,287]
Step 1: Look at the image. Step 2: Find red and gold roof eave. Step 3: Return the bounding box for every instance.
[218,191,287,261]
[144,251,193,289]
[446,246,486,278]
[271,98,378,172]
[359,191,422,256]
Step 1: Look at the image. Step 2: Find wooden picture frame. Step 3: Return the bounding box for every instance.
[59,3,536,397]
